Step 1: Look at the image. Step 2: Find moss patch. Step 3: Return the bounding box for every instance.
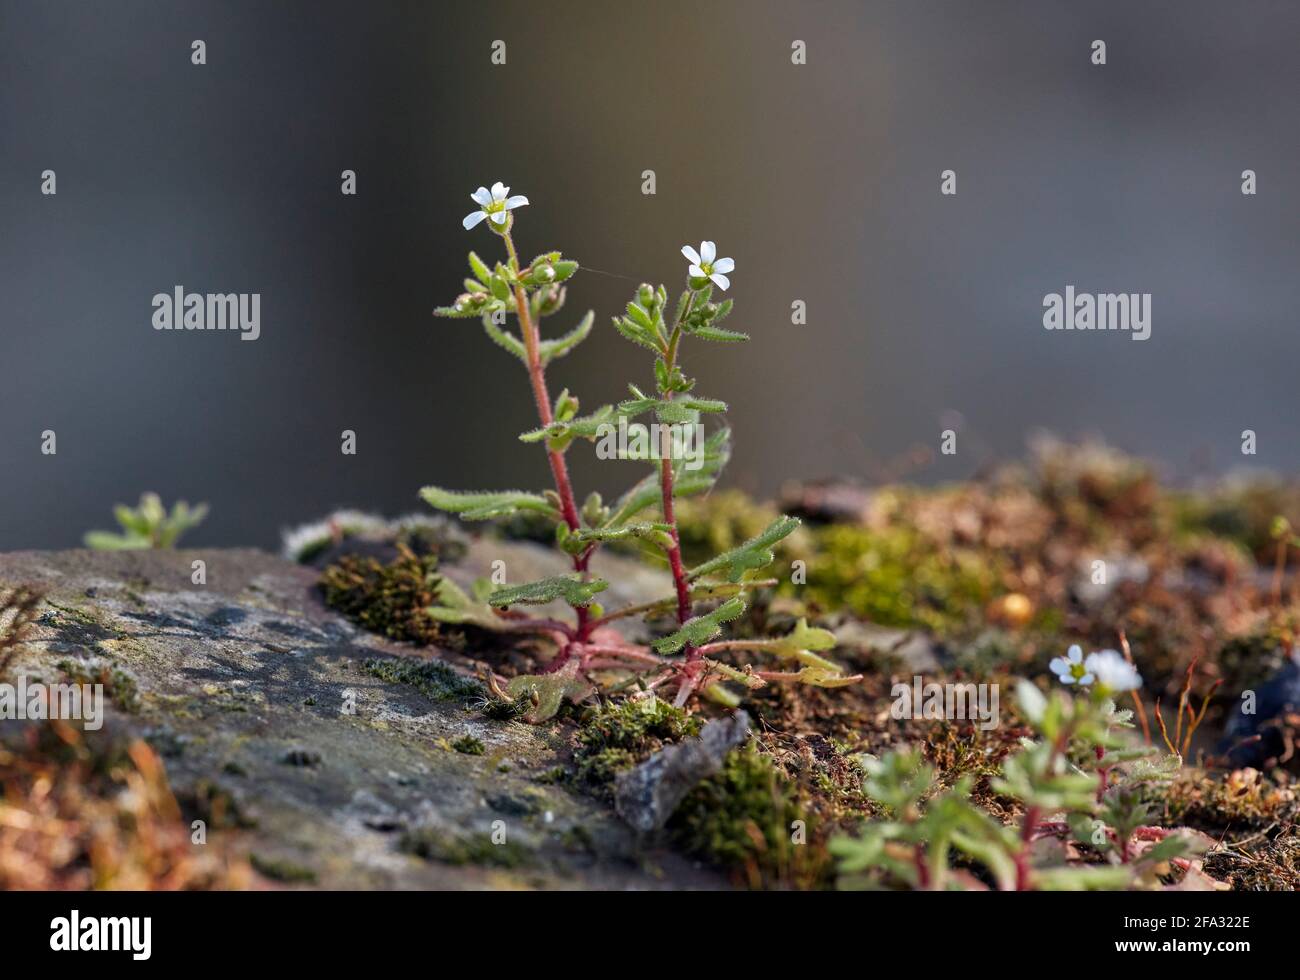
[57,658,142,714]
[573,698,701,794]
[320,545,456,646]
[362,656,483,703]
[399,829,531,869]
[450,734,485,755]
[249,853,318,884]
[668,744,823,889]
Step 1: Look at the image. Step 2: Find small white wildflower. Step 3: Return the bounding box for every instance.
[1084,649,1143,692]
[681,241,735,290]
[463,181,529,230]
[1049,644,1094,686]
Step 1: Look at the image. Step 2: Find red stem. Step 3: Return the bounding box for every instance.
[1015,805,1040,891]
[656,294,698,658]
[659,456,694,630]
[497,269,592,658]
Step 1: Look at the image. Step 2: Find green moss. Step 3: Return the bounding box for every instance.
[451,734,485,755]
[797,523,999,633]
[320,545,458,646]
[1214,631,1292,695]
[534,766,567,785]
[57,658,141,714]
[362,656,482,703]
[399,829,531,869]
[573,698,701,793]
[249,853,318,884]
[667,745,811,883]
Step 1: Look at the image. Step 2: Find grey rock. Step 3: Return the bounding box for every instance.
[615,710,751,833]
[0,545,727,890]
[831,618,943,672]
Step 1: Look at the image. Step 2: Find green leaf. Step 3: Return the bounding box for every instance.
[113,504,152,536]
[84,530,151,551]
[481,315,526,360]
[504,661,590,724]
[425,578,502,630]
[612,316,663,353]
[420,487,557,522]
[1031,865,1136,891]
[538,311,594,363]
[625,302,654,331]
[673,289,691,325]
[465,249,488,284]
[468,251,492,286]
[87,493,207,550]
[702,659,766,690]
[571,522,673,548]
[434,303,481,319]
[616,393,727,426]
[653,596,747,654]
[724,618,839,668]
[693,326,750,343]
[519,404,614,452]
[487,574,609,608]
[780,666,861,688]
[687,515,801,582]
[602,428,731,528]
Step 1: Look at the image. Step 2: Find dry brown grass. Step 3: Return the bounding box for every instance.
[0,720,254,890]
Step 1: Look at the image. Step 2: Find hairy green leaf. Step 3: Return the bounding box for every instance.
[571,522,673,547]
[487,574,609,608]
[612,315,663,353]
[653,596,747,654]
[481,314,526,359]
[538,310,594,363]
[419,487,557,522]
[467,251,492,286]
[425,578,501,629]
[519,404,614,451]
[693,325,750,343]
[687,515,801,582]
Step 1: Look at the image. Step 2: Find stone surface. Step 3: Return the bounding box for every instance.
[615,711,752,833]
[0,541,725,889]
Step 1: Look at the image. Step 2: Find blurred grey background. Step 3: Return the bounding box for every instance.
[2,0,1298,549]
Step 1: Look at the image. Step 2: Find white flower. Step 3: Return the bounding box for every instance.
[463,182,529,230]
[1049,644,1094,686]
[681,241,735,290]
[1084,649,1143,693]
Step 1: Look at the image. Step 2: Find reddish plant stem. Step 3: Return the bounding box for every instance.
[502,230,592,648]
[1015,805,1040,891]
[913,843,931,890]
[659,455,694,629]
[656,295,698,657]
[1095,744,1109,803]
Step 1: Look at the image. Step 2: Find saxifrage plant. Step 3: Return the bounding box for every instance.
[421,181,859,719]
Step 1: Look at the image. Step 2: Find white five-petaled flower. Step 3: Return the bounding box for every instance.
[1084,649,1143,693]
[463,182,529,230]
[681,241,735,291]
[1049,644,1094,686]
